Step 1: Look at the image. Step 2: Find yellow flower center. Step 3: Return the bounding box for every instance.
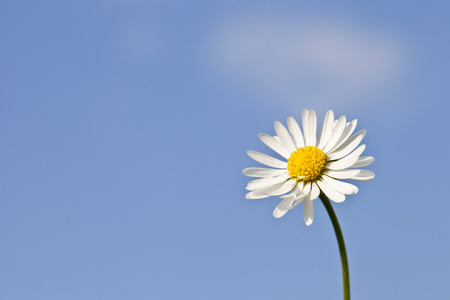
[287,146,327,182]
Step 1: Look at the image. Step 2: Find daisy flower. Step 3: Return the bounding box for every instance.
[243,109,374,225]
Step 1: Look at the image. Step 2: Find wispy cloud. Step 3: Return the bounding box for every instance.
[208,15,406,112]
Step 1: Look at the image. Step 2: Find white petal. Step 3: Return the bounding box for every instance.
[273,196,295,218]
[287,117,304,148]
[285,181,303,199]
[322,116,346,153]
[350,156,375,168]
[323,169,361,179]
[316,180,346,203]
[280,181,304,199]
[274,121,297,153]
[327,129,366,160]
[247,150,287,169]
[248,178,295,195]
[303,196,314,226]
[246,190,274,199]
[246,176,276,191]
[259,134,291,159]
[264,180,297,196]
[349,170,375,181]
[243,167,287,178]
[309,183,320,200]
[317,110,335,149]
[322,175,359,195]
[246,173,290,190]
[246,179,295,199]
[326,145,366,170]
[279,183,300,198]
[245,190,269,199]
[329,119,358,153]
[289,194,306,210]
[300,181,312,197]
[302,109,317,146]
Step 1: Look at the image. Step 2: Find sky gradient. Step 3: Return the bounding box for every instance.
[1,1,450,299]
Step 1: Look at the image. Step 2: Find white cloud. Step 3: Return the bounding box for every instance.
[208,16,406,111]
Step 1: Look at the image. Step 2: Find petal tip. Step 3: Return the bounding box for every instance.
[273,208,287,218]
[245,192,257,199]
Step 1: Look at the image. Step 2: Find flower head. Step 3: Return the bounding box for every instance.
[243,109,374,225]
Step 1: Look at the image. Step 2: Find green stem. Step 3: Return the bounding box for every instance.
[319,192,350,300]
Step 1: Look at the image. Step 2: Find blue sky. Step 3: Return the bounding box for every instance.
[1,1,449,299]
